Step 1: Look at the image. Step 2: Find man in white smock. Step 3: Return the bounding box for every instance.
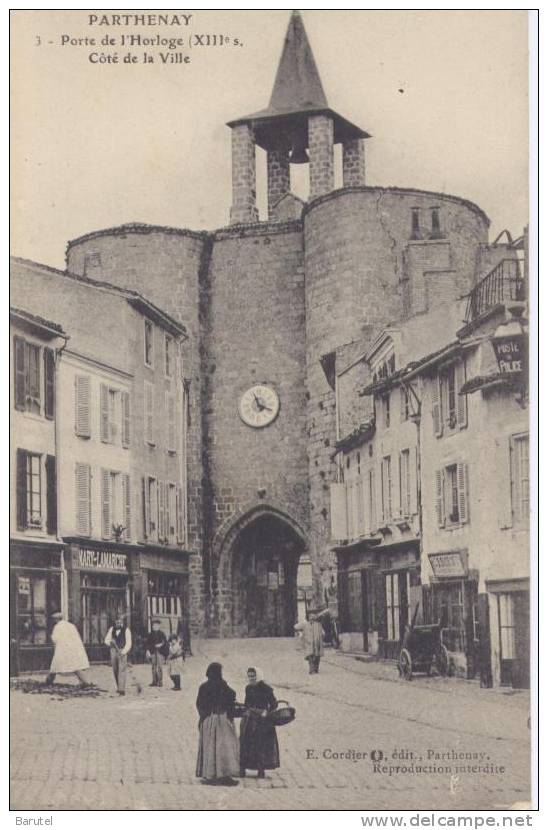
[45,611,91,687]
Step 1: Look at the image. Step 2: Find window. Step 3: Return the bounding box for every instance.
[411,207,421,240]
[100,469,131,541]
[510,433,529,525]
[83,251,101,274]
[430,207,443,239]
[399,449,411,516]
[435,462,469,527]
[386,574,400,641]
[400,387,409,422]
[144,381,155,445]
[16,450,42,529]
[165,335,174,378]
[16,573,52,645]
[100,385,124,444]
[367,468,376,532]
[75,462,91,536]
[144,320,154,367]
[168,483,177,543]
[381,393,390,429]
[75,375,91,438]
[14,336,49,416]
[432,359,467,436]
[381,456,392,523]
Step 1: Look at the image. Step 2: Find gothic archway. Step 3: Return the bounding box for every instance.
[215,505,308,637]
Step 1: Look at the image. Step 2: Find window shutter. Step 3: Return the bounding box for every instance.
[435,469,445,527]
[142,476,149,539]
[75,463,91,536]
[176,484,184,544]
[27,345,41,412]
[457,462,469,524]
[431,375,443,437]
[123,474,131,541]
[100,384,110,443]
[356,479,365,536]
[167,393,176,452]
[158,481,167,541]
[121,392,130,447]
[409,447,418,515]
[145,382,154,444]
[497,437,513,529]
[14,337,27,410]
[75,375,91,437]
[456,359,467,429]
[369,469,377,532]
[101,468,111,539]
[16,449,27,530]
[330,482,348,540]
[45,455,57,535]
[44,348,55,420]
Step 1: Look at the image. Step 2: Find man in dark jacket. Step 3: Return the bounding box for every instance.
[145,619,169,687]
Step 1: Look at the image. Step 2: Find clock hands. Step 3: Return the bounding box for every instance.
[252,393,273,413]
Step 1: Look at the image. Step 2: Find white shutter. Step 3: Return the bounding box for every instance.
[409,447,418,516]
[100,384,110,442]
[142,476,149,538]
[330,483,348,540]
[75,375,91,438]
[167,393,176,452]
[123,474,131,541]
[176,483,184,544]
[149,479,157,535]
[158,480,165,540]
[101,468,111,539]
[496,437,513,529]
[346,480,354,538]
[369,469,377,532]
[121,392,130,447]
[144,382,154,445]
[431,374,443,437]
[457,462,469,524]
[356,479,365,536]
[435,469,445,527]
[75,463,91,536]
[456,359,467,429]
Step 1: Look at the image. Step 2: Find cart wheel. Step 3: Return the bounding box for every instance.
[436,645,450,677]
[399,648,413,681]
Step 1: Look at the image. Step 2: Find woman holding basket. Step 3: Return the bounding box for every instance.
[239,666,280,779]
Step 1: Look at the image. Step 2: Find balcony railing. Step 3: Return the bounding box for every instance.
[465,259,525,323]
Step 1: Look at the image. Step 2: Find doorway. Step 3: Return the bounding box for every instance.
[231,514,305,637]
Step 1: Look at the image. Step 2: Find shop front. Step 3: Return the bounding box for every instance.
[10,540,65,675]
[377,544,422,660]
[425,549,478,679]
[65,540,190,663]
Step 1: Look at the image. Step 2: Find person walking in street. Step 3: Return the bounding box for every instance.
[294,608,324,674]
[104,616,132,695]
[167,633,184,691]
[44,612,91,687]
[145,619,169,687]
[239,667,280,779]
[195,662,239,786]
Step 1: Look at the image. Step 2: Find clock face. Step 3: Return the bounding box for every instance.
[238,384,280,428]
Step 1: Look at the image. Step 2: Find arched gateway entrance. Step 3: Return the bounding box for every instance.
[221,510,307,637]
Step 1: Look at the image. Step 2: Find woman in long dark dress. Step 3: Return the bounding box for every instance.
[196,662,239,786]
[239,667,280,779]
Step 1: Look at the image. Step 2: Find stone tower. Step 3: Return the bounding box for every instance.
[66,10,489,636]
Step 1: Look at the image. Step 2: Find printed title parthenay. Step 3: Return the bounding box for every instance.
[88,13,193,27]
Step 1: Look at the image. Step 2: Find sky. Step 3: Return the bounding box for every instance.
[10,9,529,270]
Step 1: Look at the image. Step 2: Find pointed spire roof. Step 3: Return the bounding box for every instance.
[267,10,328,115]
[227,11,369,148]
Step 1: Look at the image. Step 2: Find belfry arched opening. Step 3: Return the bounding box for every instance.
[230,514,306,637]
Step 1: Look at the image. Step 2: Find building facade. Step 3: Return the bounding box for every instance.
[10,12,530,674]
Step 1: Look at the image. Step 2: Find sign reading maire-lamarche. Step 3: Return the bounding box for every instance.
[74,548,128,572]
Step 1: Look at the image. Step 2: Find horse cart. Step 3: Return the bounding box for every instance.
[397,620,450,681]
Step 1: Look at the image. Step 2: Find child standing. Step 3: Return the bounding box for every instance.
[145,619,169,687]
[167,633,184,691]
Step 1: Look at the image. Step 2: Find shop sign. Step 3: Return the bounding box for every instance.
[18,576,31,595]
[428,551,468,579]
[75,547,128,572]
[492,334,525,375]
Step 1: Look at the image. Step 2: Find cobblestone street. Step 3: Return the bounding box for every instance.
[10,638,531,811]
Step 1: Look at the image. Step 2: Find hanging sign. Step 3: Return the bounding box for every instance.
[428,551,468,579]
[492,334,526,376]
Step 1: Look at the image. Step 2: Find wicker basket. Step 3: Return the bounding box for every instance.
[267,700,296,726]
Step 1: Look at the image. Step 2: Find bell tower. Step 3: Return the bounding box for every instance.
[227,10,370,223]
